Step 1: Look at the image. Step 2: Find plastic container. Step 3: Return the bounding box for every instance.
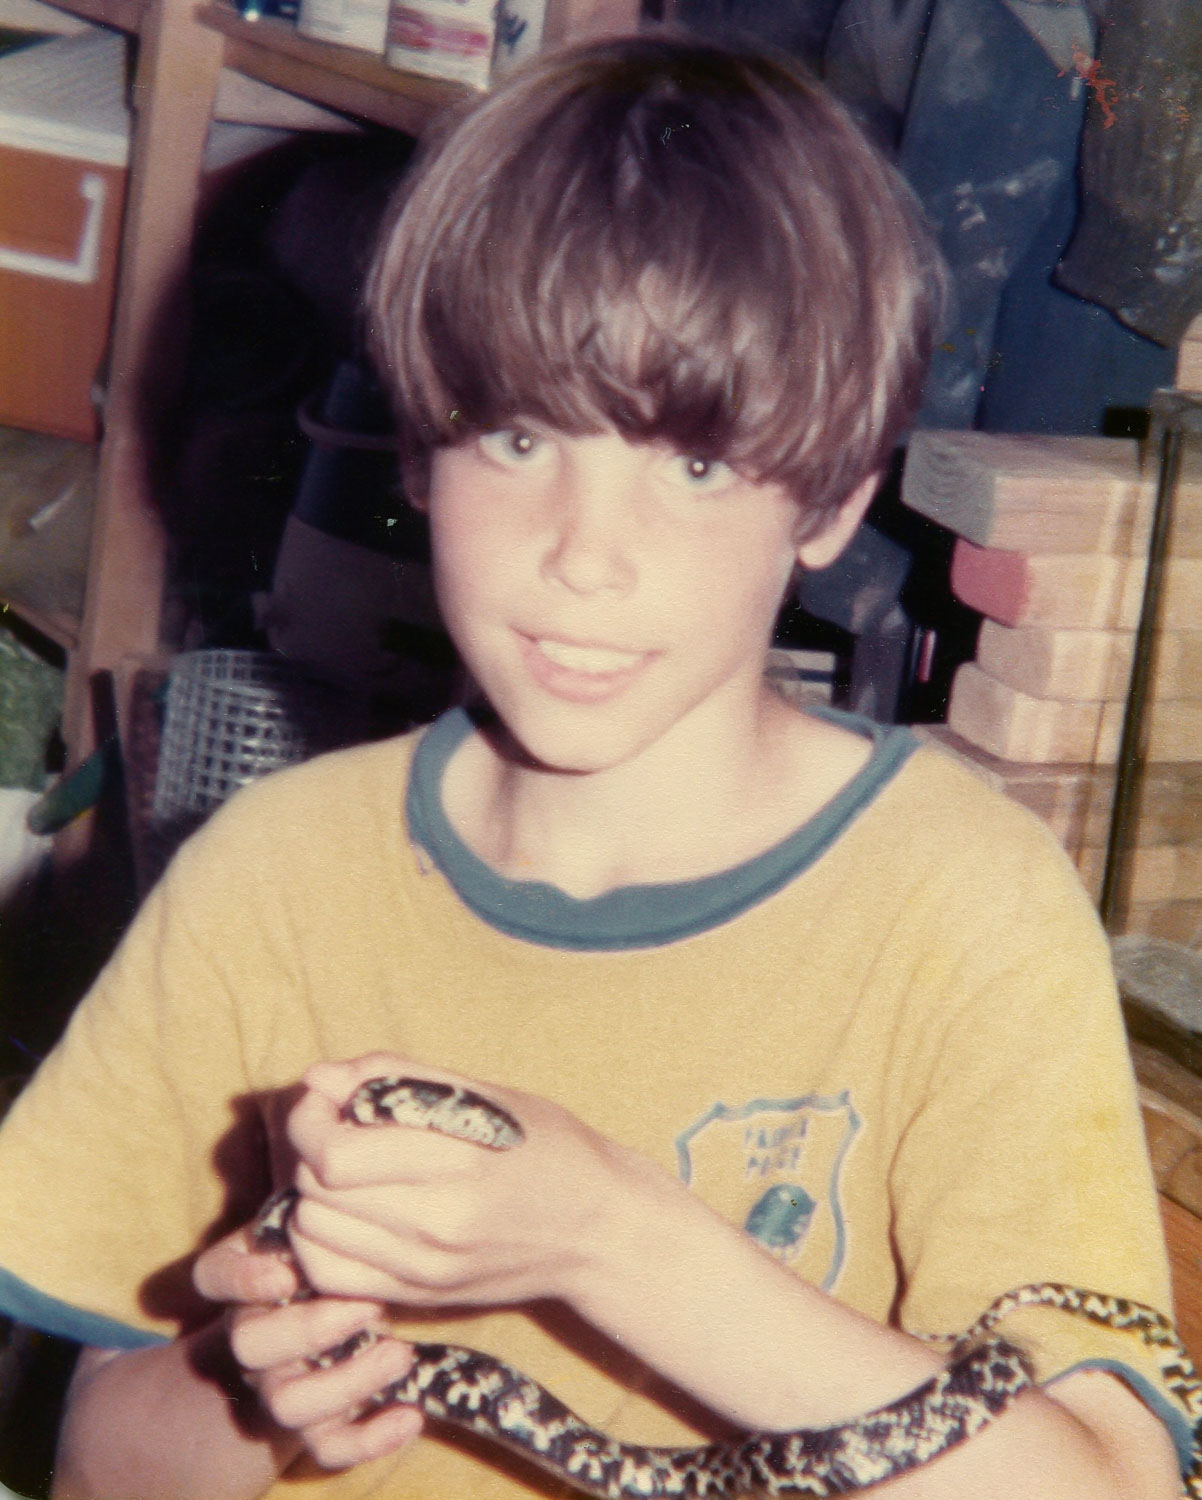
[0,30,130,439]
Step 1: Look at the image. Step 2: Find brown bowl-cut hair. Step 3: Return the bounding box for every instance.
[366,33,946,530]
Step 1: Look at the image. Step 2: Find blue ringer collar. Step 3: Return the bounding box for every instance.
[405,705,918,952]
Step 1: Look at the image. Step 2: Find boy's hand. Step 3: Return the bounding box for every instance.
[283,1054,656,1310]
[193,1222,423,1470]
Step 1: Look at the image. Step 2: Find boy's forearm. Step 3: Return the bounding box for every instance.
[569,1145,943,1429]
[52,1323,300,1500]
[569,1158,1179,1499]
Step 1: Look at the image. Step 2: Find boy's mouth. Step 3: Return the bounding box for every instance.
[515,632,654,700]
[532,638,646,674]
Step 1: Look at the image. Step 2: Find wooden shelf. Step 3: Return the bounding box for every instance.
[0,0,148,34]
[54,0,148,30]
[0,427,95,653]
[197,3,470,133]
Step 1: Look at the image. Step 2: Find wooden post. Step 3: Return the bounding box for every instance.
[1177,314,1202,394]
[60,0,225,772]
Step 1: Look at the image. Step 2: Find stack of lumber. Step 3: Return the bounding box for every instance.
[902,429,1202,944]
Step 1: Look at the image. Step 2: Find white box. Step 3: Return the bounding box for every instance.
[386,0,497,87]
[493,0,546,75]
[385,0,547,87]
[298,0,391,57]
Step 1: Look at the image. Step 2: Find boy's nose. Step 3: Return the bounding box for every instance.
[539,466,637,596]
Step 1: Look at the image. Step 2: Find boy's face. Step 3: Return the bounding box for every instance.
[426,426,860,778]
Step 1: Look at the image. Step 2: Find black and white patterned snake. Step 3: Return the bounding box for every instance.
[253,1076,1202,1498]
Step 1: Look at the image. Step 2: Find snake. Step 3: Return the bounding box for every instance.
[253,1076,1202,1498]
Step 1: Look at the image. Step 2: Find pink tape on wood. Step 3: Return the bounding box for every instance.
[950,541,1030,626]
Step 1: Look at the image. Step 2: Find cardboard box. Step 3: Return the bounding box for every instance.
[0,29,130,441]
[385,0,546,87]
[299,0,390,57]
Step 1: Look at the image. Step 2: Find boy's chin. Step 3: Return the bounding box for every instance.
[503,729,641,779]
[484,704,661,780]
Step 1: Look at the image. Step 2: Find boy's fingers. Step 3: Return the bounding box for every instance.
[288,1217,415,1303]
[301,1055,506,1116]
[304,1402,424,1472]
[261,1335,418,1432]
[292,1119,473,1191]
[287,1089,467,1192]
[193,1226,297,1305]
[228,1296,388,1373]
[292,1055,516,1189]
[302,1054,419,1103]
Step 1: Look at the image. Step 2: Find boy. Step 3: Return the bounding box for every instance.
[0,33,1192,1500]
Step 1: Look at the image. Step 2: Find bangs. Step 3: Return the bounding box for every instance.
[368,38,944,516]
[419,135,798,456]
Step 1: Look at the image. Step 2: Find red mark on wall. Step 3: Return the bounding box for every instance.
[1062,41,1118,128]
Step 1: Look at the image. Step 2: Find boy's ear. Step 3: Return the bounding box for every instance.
[401,456,431,513]
[794,472,882,571]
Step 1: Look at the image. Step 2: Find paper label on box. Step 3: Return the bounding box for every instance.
[386,0,497,87]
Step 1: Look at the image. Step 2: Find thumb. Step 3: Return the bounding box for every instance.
[193,1221,299,1306]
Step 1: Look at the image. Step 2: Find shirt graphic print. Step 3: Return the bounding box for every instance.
[676,1091,861,1291]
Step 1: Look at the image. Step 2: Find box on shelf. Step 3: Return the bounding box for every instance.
[0,29,129,441]
[299,0,390,55]
[385,0,545,85]
[0,29,294,443]
[492,0,546,75]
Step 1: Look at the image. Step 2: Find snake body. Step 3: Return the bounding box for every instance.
[254,1076,1202,1498]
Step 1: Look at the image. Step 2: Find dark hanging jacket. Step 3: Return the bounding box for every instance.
[1056,0,1202,346]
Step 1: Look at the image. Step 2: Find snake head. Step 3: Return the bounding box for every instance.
[251,1185,300,1251]
[342,1076,525,1150]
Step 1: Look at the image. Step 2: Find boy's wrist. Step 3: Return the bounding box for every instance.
[554,1136,677,1313]
[188,1317,302,1461]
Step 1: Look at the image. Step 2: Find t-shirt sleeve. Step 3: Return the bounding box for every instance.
[887,785,1195,1469]
[0,797,295,1349]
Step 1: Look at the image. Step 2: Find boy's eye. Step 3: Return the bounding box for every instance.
[674,454,735,491]
[479,427,543,464]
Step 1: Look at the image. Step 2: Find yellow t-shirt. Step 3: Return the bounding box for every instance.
[0,707,1192,1496]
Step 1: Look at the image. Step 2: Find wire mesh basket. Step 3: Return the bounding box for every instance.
[152,650,366,831]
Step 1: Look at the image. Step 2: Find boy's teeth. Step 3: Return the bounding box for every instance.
[536,639,642,672]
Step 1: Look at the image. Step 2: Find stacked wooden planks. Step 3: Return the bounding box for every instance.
[903,429,1202,944]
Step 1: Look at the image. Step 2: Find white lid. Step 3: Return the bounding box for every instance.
[0,30,130,166]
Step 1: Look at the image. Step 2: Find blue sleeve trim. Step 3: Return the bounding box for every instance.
[0,1266,168,1351]
[1048,1357,1196,1476]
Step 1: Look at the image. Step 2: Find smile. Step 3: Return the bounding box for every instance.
[516,633,654,702]
[534,639,646,673]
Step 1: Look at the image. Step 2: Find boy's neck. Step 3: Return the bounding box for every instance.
[440,691,873,900]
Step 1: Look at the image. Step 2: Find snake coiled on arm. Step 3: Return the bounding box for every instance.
[252,1077,1202,1499]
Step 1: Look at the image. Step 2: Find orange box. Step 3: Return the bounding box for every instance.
[0,30,130,441]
